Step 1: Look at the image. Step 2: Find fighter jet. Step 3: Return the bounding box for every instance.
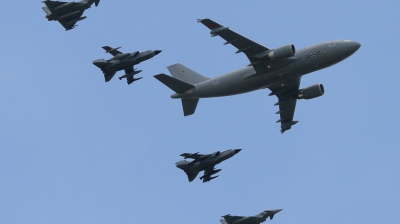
[220,209,282,224]
[93,46,162,85]
[154,18,361,133]
[42,0,100,31]
[175,149,241,183]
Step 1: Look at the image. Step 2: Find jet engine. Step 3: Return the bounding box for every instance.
[297,84,324,99]
[268,44,296,60]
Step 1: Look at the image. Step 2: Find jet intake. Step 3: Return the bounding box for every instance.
[297,84,324,99]
[268,44,296,60]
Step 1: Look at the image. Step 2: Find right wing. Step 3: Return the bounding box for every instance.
[102,46,123,56]
[197,18,270,75]
[180,152,206,160]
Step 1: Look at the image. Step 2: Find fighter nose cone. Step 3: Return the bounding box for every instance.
[234,149,242,154]
[154,50,162,55]
[274,209,283,213]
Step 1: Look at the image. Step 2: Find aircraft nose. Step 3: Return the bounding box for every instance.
[234,149,242,154]
[343,40,361,56]
[154,50,162,55]
[350,41,361,52]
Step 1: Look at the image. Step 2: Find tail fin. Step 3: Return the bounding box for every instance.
[42,6,51,16]
[94,0,100,6]
[181,99,199,116]
[154,74,200,116]
[167,63,210,85]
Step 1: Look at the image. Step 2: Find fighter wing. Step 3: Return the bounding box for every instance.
[43,0,68,12]
[268,77,301,133]
[58,10,84,30]
[102,46,123,56]
[201,166,219,182]
[185,171,200,182]
[180,152,206,160]
[197,18,270,74]
[222,215,245,224]
[123,67,143,85]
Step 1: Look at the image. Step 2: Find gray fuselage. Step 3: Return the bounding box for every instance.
[172,40,360,99]
[101,50,159,72]
[176,149,238,173]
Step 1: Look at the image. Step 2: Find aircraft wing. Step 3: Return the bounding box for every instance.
[180,152,207,160]
[58,10,85,30]
[43,1,68,13]
[197,18,270,74]
[102,46,123,56]
[201,166,217,182]
[124,67,135,84]
[185,171,200,182]
[222,215,245,224]
[103,71,117,82]
[268,77,301,133]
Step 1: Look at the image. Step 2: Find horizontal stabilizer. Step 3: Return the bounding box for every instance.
[154,74,194,94]
[181,98,199,116]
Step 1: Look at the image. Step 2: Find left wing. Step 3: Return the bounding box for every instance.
[197,18,270,75]
[268,77,301,133]
[222,215,245,224]
[201,166,218,182]
[43,1,68,12]
[122,67,143,85]
[58,10,84,30]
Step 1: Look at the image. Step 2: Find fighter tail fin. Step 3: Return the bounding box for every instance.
[94,0,100,6]
[42,6,51,16]
[167,63,210,85]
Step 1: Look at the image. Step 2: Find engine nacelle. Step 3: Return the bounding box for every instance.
[298,84,324,99]
[268,44,296,60]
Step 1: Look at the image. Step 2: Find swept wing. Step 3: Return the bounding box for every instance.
[269,77,301,133]
[102,46,123,56]
[43,1,85,30]
[197,18,270,75]
[198,18,301,133]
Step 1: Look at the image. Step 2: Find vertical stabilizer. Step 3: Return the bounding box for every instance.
[182,98,199,116]
[167,63,210,85]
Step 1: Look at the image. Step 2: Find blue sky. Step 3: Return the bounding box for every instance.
[1,0,399,223]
